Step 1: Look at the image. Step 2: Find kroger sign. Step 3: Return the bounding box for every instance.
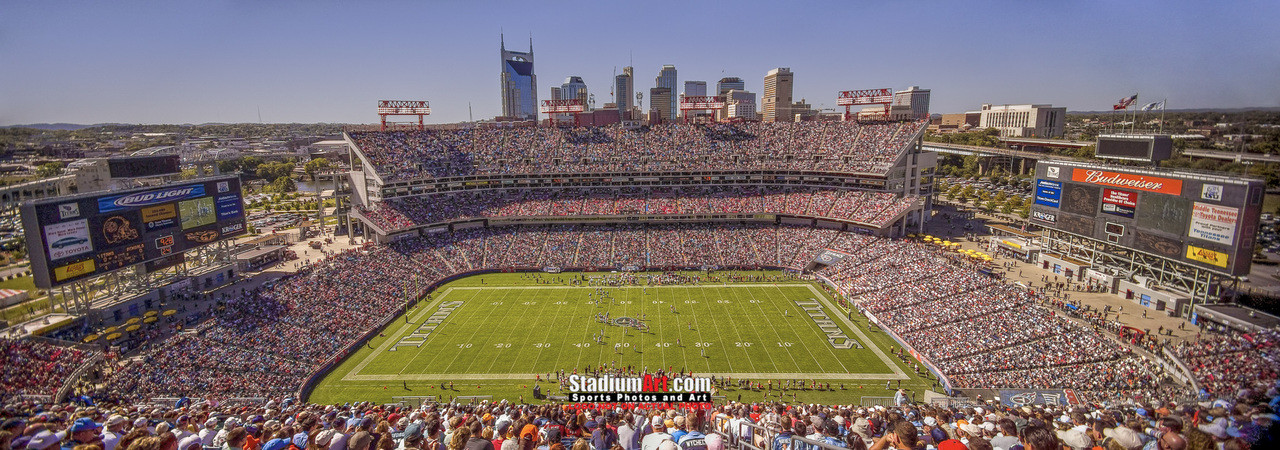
[98,185,205,213]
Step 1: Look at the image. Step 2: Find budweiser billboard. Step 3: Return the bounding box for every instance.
[540,99,585,113]
[1070,169,1183,195]
[837,88,893,106]
[679,95,726,110]
[377,100,431,115]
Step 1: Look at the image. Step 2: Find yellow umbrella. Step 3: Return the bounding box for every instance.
[162,309,177,317]
[83,334,100,343]
[143,316,158,324]
[144,311,159,317]
[102,326,118,333]
[125,317,141,325]
[125,324,141,332]
[105,332,123,340]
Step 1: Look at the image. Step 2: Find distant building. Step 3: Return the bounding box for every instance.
[929,112,981,133]
[763,68,794,122]
[615,67,634,120]
[649,87,673,123]
[716,77,745,95]
[723,89,757,121]
[655,65,677,121]
[893,86,930,118]
[683,80,707,98]
[549,76,589,124]
[500,35,538,121]
[859,105,917,121]
[791,99,817,121]
[978,104,1067,138]
[561,76,588,104]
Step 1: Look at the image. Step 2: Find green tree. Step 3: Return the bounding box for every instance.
[267,176,296,193]
[36,162,65,178]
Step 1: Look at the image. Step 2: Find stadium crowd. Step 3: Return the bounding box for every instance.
[2,389,1278,450]
[5,223,1278,421]
[813,238,1190,405]
[348,121,925,181]
[355,188,917,232]
[0,338,96,402]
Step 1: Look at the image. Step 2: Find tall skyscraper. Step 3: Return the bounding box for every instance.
[560,76,588,105]
[649,87,673,123]
[500,34,538,120]
[683,81,707,119]
[683,81,707,98]
[763,68,794,122]
[893,86,931,118]
[716,77,745,95]
[615,66,634,120]
[655,65,677,121]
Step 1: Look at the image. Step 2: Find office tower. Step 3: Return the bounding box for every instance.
[893,86,931,118]
[683,81,707,119]
[716,77,745,95]
[500,34,538,120]
[650,87,673,123]
[763,68,793,122]
[655,65,677,121]
[615,66,634,120]
[561,76,588,105]
[724,89,757,121]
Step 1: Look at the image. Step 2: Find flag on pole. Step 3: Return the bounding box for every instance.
[1113,94,1138,110]
[1141,101,1160,111]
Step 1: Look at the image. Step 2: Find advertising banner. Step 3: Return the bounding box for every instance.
[1072,169,1183,195]
[1188,202,1238,245]
[1186,245,1229,268]
[1100,188,1138,218]
[44,219,93,261]
[1034,180,1062,208]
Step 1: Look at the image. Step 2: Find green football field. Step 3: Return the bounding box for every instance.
[309,271,940,405]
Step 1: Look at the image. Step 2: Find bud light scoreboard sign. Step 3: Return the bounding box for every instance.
[21,176,248,288]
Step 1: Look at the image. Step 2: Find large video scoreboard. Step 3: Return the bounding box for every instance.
[1030,161,1264,276]
[21,176,248,288]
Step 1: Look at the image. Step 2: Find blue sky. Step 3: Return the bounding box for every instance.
[2,1,1278,125]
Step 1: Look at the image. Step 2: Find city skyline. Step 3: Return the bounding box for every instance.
[2,0,1278,126]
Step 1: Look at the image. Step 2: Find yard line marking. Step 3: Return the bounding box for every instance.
[741,286,801,372]
[803,283,905,377]
[763,285,849,373]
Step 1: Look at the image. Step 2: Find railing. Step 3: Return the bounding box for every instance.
[56,351,103,403]
[1160,347,1204,394]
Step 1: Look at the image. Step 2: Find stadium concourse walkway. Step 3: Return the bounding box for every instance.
[924,204,1197,345]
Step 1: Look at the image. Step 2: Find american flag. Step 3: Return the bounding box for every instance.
[1113,94,1138,110]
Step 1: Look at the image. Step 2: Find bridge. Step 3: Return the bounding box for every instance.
[920,141,1085,176]
[1182,148,1280,164]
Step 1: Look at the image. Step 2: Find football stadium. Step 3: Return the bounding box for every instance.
[5,114,1277,450]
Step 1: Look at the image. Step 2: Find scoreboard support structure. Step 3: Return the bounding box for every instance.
[378,100,432,131]
[540,99,586,126]
[1036,228,1232,309]
[678,95,726,123]
[837,88,893,122]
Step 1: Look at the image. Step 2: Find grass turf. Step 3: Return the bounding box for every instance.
[309,271,940,405]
